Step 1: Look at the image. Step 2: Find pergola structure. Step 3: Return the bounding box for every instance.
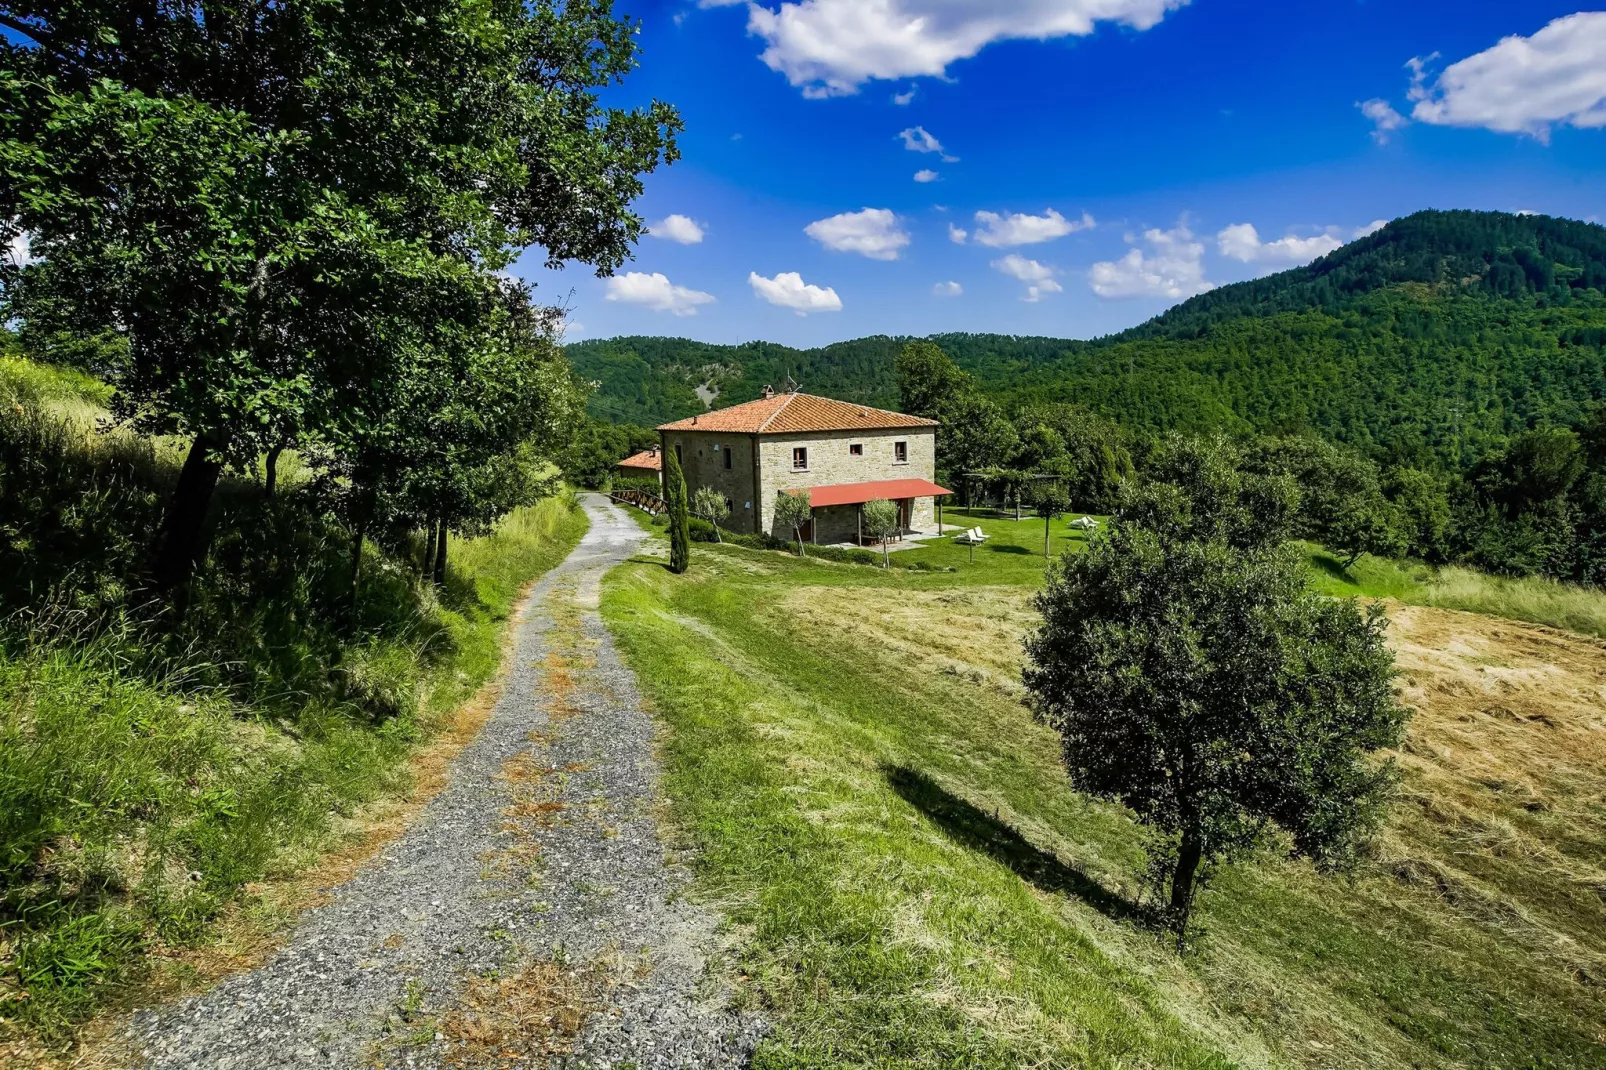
[960,469,1069,520]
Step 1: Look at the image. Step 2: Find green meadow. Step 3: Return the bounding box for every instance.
[602,518,1606,1069]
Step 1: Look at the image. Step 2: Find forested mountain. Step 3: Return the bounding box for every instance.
[571,210,1606,466]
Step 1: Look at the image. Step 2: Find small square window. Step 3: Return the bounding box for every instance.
[894,441,908,464]
[849,443,864,457]
[792,447,809,471]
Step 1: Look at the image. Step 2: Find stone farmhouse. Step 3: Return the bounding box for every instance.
[657,386,951,544]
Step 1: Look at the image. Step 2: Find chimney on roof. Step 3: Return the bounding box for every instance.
[761,384,775,400]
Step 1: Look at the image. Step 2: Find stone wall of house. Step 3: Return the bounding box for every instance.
[757,428,938,540]
[659,430,761,532]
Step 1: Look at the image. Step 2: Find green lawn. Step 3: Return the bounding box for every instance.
[601,535,1606,1069]
[894,506,1102,578]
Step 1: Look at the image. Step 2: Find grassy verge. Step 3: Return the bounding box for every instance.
[602,541,1606,1069]
[0,495,587,1047]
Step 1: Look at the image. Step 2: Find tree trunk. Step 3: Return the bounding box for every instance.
[264,444,284,499]
[433,520,448,585]
[349,521,366,607]
[1169,827,1205,940]
[423,518,438,576]
[1044,515,1051,558]
[153,435,225,596]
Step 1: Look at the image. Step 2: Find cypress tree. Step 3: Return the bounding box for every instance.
[665,446,691,574]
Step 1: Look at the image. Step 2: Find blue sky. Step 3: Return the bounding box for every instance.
[518,1,1606,347]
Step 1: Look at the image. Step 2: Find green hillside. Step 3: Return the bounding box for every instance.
[572,210,1606,463]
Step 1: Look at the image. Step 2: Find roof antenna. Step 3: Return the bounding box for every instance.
[782,373,799,394]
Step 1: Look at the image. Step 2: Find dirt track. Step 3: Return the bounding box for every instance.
[120,495,760,1069]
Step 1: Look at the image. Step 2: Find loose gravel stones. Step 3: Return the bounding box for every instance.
[125,495,762,1068]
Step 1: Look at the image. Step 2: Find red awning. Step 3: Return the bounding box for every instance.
[804,478,952,509]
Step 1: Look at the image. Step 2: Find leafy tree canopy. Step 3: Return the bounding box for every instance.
[1,0,681,590]
[1026,523,1409,938]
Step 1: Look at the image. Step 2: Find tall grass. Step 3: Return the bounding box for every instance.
[0,356,112,411]
[1302,544,1606,640]
[0,370,588,1042]
[0,615,377,1032]
[1418,565,1606,639]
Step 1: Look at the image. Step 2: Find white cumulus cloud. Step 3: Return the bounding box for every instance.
[914,169,940,183]
[1385,14,1606,142]
[1089,225,1214,300]
[897,125,957,160]
[893,88,916,105]
[1216,223,1343,265]
[749,271,843,314]
[972,207,1094,247]
[932,280,963,297]
[1358,98,1408,143]
[1355,219,1388,238]
[743,0,1189,98]
[603,272,716,316]
[992,253,1063,302]
[948,223,968,245]
[647,214,706,244]
[804,207,910,260]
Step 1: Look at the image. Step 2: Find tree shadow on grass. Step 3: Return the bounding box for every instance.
[1308,553,1358,586]
[988,544,1034,555]
[884,764,1149,925]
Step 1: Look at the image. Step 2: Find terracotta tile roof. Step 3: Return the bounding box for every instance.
[657,392,937,435]
[616,448,662,471]
[803,478,952,508]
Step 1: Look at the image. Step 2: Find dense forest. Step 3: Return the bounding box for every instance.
[571,210,1606,467]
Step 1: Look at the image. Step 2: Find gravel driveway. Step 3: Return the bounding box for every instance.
[126,494,760,1068]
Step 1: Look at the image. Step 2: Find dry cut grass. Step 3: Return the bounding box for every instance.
[762,578,1606,1065]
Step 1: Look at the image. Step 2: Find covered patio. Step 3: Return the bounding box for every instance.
[802,477,954,546]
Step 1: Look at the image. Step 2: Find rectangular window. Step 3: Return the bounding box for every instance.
[849,443,864,457]
[724,447,733,470]
[675,444,683,464]
[792,446,809,471]
[894,440,908,464]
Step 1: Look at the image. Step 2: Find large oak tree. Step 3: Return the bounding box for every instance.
[0,0,679,592]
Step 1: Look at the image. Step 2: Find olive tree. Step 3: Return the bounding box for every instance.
[1026,435,1410,941]
[774,491,813,558]
[862,498,899,568]
[692,486,729,543]
[1329,493,1408,569]
[1028,481,1070,558]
